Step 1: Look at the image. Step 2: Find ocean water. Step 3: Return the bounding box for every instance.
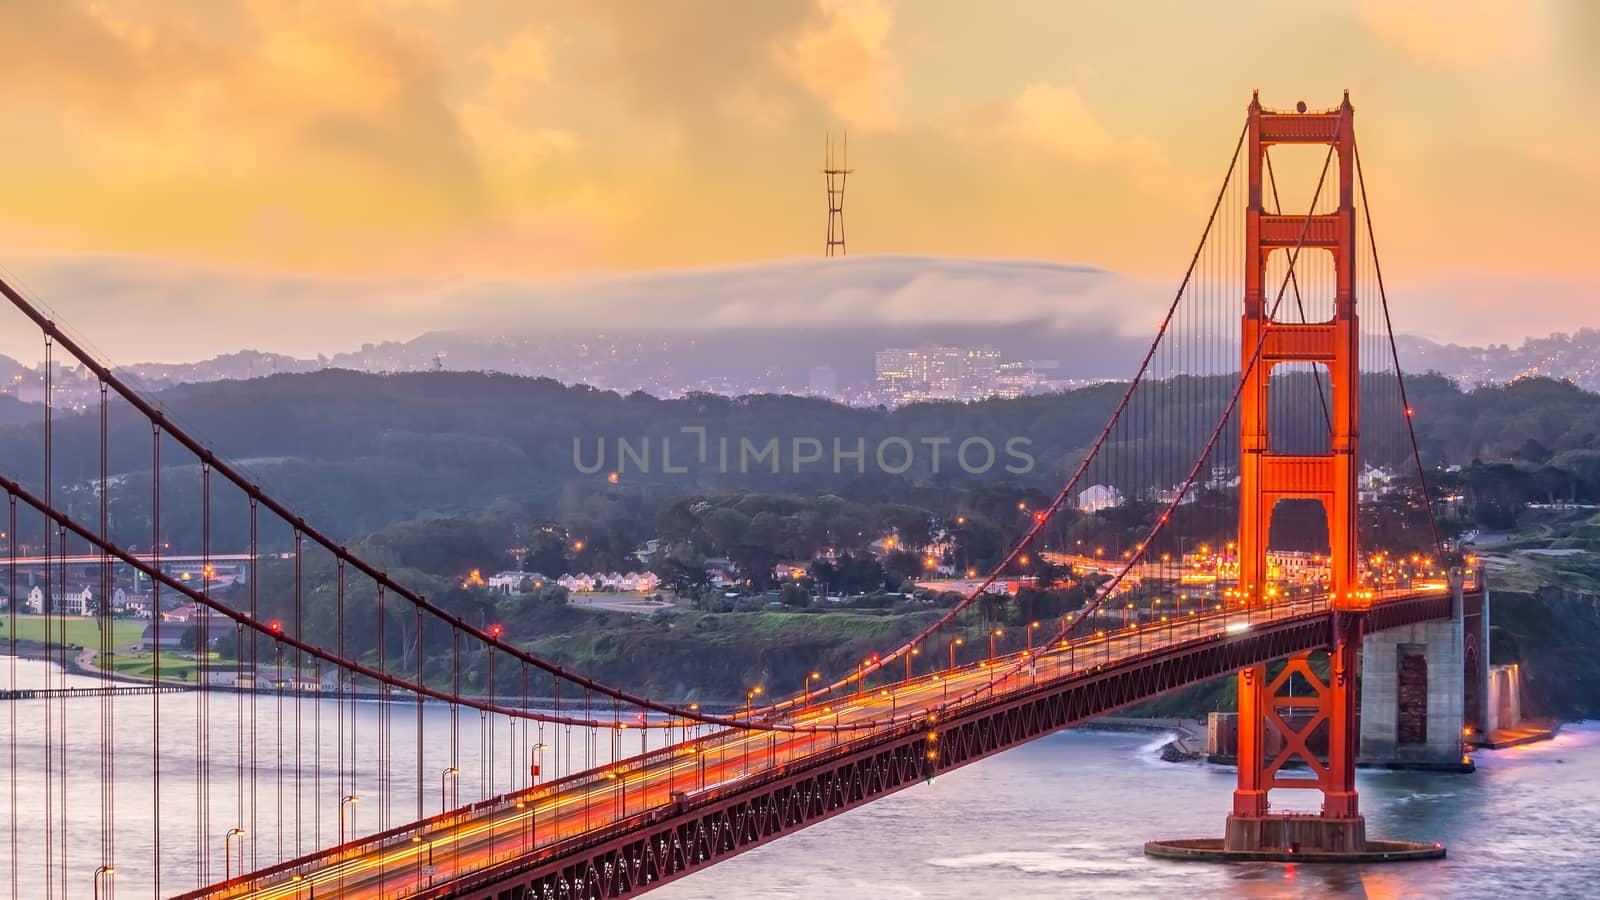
[651,724,1600,899]
[2,651,1596,898]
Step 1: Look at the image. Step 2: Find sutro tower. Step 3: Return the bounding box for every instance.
[823,132,853,257]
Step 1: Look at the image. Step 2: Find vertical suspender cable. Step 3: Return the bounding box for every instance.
[8,493,17,900]
[150,425,161,896]
[41,335,54,900]
[1355,139,1442,553]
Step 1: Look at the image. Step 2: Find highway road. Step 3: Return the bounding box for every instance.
[203,586,1446,899]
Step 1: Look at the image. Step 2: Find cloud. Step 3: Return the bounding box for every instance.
[776,0,900,131]
[1009,83,1119,164]
[568,0,821,127]
[1357,0,1550,66]
[0,253,1153,364]
[0,0,1590,318]
[4,251,1595,369]
[1005,83,1169,173]
[0,0,487,250]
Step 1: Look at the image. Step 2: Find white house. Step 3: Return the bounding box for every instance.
[1153,486,1199,507]
[486,571,529,595]
[1077,484,1125,513]
[1359,465,1399,503]
[558,573,596,593]
[618,572,662,592]
[61,585,94,616]
[1361,464,1396,491]
[22,584,95,616]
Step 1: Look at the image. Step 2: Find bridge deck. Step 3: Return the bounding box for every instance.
[193,586,1460,900]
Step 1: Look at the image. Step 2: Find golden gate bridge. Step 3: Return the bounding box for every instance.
[0,93,1482,898]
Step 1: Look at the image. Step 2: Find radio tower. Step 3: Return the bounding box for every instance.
[823,131,853,257]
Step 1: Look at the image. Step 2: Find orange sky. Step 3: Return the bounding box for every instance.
[0,1,1596,358]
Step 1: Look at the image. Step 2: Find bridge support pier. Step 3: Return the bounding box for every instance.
[1221,612,1365,854]
[1150,612,1440,862]
[1358,571,1475,769]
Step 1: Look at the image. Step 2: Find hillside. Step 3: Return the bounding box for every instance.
[0,393,36,427]
[2,370,1600,546]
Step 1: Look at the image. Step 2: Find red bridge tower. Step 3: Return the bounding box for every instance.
[1229,91,1366,853]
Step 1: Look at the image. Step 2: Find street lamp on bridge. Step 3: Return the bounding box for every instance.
[339,795,359,846]
[531,742,549,787]
[855,656,878,696]
[441,767,459,814]
[92,865,114,900]
[225,827,246,881]
[804,672,821,708]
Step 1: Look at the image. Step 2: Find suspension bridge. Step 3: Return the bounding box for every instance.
[0,93,1482,898]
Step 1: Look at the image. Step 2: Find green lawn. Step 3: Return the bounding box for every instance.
[0,614,145,648]
[95,651,226,682]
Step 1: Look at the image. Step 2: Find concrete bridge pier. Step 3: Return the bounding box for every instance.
[1357,569,1483,770]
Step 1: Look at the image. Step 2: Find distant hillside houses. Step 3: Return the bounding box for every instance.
[485,571,553,595]
[555,571,662,593]
[1077,484,1124,513]
[1359,464,1400,503]
[16,584,153,616]
[23,583,97,616]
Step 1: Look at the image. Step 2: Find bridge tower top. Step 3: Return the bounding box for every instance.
[1238,90,1363,612]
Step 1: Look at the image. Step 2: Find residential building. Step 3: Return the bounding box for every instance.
[557,573,596,593]
[61,585,94,616]
[1077,484,1125,513]
[486,571,531,595]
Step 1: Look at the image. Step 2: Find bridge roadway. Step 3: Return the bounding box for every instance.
[196,585,1456,900]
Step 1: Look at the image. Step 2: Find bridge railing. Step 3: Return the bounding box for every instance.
[440,587,1418,896]
[190,583,1462,898]
[176,718,743,898]
[443,704,940,899]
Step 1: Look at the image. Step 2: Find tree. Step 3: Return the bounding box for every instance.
[1515,437,1554,465]
[521,529,569,577]
[882,550,926,582]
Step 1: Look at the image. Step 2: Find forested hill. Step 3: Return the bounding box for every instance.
[0,369,1121,535]
[2,369,1599,542]
[0,393,35,427]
